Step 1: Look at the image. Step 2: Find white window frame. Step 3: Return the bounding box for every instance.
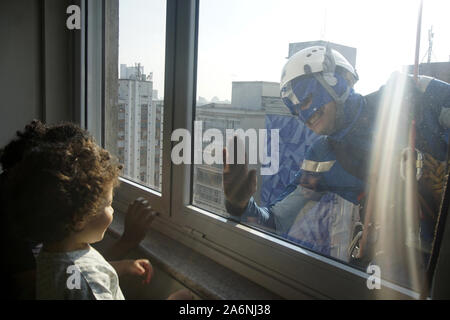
[83,0,449,299]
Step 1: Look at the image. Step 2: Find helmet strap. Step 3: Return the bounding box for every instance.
[323,44,338,86]
[312,73,352,133]
[334,102,347,132]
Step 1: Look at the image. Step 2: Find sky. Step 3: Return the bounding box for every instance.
[119,0,450,101]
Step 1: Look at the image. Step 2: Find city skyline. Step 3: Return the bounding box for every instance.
[119,0,450,102]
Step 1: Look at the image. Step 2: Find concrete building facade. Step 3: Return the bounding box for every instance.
[117,64,163,190]
[407,62,450,83]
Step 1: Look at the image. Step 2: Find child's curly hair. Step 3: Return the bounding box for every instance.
[1,120,122,243]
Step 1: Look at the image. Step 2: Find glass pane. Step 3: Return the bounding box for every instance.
[193,0,450,292]
[105,0,165,191]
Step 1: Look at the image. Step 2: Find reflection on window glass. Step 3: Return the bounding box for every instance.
[106,0,165,191]
[194,0,450,292]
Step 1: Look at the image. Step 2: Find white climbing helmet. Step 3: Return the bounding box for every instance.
[280,45,358,91]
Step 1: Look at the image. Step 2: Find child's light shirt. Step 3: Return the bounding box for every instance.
[36,245,125,300]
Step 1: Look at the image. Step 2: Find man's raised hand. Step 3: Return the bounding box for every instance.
[222,136,257,216]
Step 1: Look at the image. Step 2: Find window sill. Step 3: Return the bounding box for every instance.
[107,211,282,300]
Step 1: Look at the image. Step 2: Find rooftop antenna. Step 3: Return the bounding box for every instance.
[427,26,434,63]
[135,62,142,79]
[421,26,434,63]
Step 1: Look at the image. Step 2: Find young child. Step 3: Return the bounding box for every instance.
[2,121,154,299]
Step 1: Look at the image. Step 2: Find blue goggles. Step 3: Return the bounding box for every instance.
[281,74,347,123]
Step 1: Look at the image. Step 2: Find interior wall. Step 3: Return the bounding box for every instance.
[42,0,74,125]
[0,0,75,152]
[0,0,44,149]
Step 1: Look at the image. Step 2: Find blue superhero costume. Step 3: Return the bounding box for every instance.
[227,74,450,258]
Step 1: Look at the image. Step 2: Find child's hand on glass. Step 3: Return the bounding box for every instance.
[104,198,159,261]
[121,197,159,247]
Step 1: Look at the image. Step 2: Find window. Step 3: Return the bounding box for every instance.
[95,0,450,299]
[105,0,166,193]
[190,0,450,295]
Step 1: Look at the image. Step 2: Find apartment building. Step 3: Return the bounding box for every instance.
[117,64,163,190]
